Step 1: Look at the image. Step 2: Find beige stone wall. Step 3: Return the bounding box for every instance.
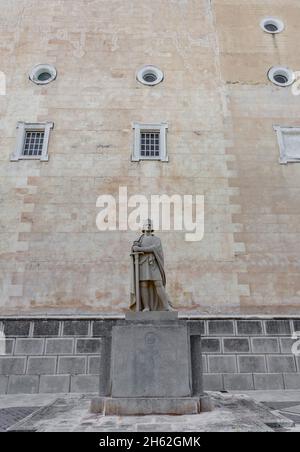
[214,0,300,314]
[0,0,299,315]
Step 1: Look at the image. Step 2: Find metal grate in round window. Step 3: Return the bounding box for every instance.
[268,66,295,87]
[136,65,164,86]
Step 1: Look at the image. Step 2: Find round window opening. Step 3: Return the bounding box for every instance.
[268,66,295,87]
[29,64,57,85]
[136,65,164,86]
[38,72,52,82]
[260,17,284,34]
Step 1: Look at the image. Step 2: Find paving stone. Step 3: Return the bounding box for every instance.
[3,321,31,337]
[39,375,70,393]
[238,356,266,373]
[76,339,102,354]
[236,320,263,335]
[265,320,291,336]
[58,357,86,375]
[136,423,173,432]
[283,373,300,390]
[70,375,99,393]
[15,339,44,355]
[252,338,279,354]
[203,374,223,391]
[5,392,281,432]
[8,376,39,394]
[254,374,284,390]
[223,374,254,391]
[0,357,26,375]
[208,355,237,373]
[33,321,60,337]
[267,356,296,373]
[63,321,89,337]
[208,320,234,336]
[187,321,205,335]
[201,338,220,353]
[27,357,56,375]
[0,376,8,394]
[223,338,250,353]
[92,321,114,337]
[45,339,74,355]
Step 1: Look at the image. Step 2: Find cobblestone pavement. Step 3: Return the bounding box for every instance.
[0,391,299,432]
[0,392,297,432]
[264,402,300,432]
[0,407,39,432]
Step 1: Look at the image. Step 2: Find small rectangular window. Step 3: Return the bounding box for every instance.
[132,122,168,162]
[10,122,54,162]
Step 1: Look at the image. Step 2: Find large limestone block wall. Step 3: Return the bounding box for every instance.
[0,0,299,315]
[214,0,300,314]
[0,317,299,394]
[0,0,238,314]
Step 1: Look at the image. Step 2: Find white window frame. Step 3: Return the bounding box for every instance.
[132,122,168,162]
[260,17,284,34]
[274,125,300,164]
[10,122,54,162]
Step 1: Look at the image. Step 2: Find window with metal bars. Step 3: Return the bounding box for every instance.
[132,123,168,162]
[140,131,160,158]
[22,131,45,157]
[10,122,54,162]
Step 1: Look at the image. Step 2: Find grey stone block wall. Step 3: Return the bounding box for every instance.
[0,317,299,394]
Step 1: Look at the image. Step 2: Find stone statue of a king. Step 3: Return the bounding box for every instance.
[130,219,173,312]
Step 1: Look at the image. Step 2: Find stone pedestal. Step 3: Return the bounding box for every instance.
[91,312,211,415]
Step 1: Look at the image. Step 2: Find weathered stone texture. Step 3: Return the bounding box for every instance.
[0,317,299,393]
[39,375,70,394]
[15,339,44,356]
[8,376,39,394]
[70,375,99,393]
[27,357,56,375]
[33,321,60,337]
[58,357,86,375]
[45,338,74,355]
[1,1,299,315]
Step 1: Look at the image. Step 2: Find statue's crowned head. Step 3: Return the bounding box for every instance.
[142,219,154,233]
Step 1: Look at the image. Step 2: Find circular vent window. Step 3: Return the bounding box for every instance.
[29,64,57,85]
[136,65,164,86]
[260,17,284,34]
[268,66,295,87]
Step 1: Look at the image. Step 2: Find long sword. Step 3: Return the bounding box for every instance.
[131,252,144,312]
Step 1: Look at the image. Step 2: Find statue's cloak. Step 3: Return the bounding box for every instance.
[130,234,167,311]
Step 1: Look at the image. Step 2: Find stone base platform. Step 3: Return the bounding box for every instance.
[90,397,201,416]
[90,395,213,416]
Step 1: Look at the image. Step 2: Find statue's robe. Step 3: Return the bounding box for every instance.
[130,234,167,311]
